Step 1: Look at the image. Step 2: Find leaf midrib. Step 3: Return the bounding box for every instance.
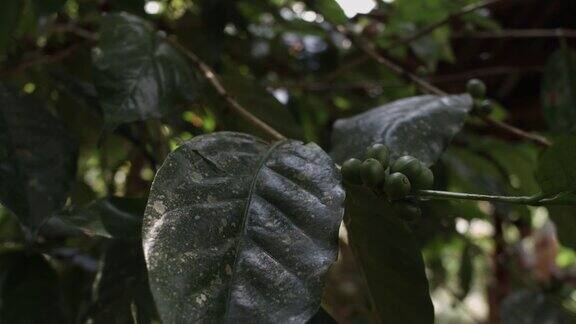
[221,139,286,320]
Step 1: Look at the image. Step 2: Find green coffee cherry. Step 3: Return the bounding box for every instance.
[391,156,422,183]
[360,158,386,187]
[392,201,422,224]
[466,79,486,99]
[474,99,493,116]
[365,143,390,169]
[341,158,363,185]
[412,167,434,191]
[384,172,411,200]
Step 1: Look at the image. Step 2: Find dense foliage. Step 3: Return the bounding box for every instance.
[1,0,576,323]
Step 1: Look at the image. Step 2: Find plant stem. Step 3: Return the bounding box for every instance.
[413,190,547,205]
[168,39,287,142]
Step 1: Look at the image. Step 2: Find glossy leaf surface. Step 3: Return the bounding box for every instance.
[331,94,472,165]
[143,132,345,323]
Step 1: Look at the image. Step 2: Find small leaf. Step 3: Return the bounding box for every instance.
[330,94,473,165]
[143,132,345,323]
[61,197,146,241]
[548,205,576,250]
[92,12,198,128]
[312,0,348,25]
[535,135,576,195]
[541,48,576,132]
[0,84,77,232]
[344,186,434,324]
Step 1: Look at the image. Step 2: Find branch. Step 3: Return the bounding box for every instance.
[168,39,287,141]
[392,0,505,47]
[452,28,576,39]
[322,0,503,82]
[413,190,564,206]
[479,116,552,147]
[334,25,445,95]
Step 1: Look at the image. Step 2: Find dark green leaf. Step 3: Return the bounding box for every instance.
[548,205,576,250]
[86,241,158,324]
[92,12,198,128]
[535,135,576,195]
[143,132,345,323]
[0,251,68,323]
[0,0,23,54]
[541,48,576,132]
[331,94,473,165]
[344,185,434,324]
[0,84,77,232]
[311,0,348,25]
[31,0,65,16]
[61,197,146,241]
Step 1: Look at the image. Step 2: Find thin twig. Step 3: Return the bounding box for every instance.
[334,25,446,95]
[479,116,552,147]
[332,22,553,147]
[168,39,287,141]
[452,28,576,39]
[413,190,562,206]
[323,0,504,82]
[392,0,505,47]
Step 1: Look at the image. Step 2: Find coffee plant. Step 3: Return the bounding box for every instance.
[1,0,576,323]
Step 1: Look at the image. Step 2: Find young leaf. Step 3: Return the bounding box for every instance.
[331,94,472,165]
[92,12,198,128]
[541,48,576,132]
[535,135,576,195]
[0,84,77,232]
[60,197,146,241]
[142,132,345,323]
[344,186,434,324]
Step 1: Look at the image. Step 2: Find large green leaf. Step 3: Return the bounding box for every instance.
[143,132,345,323]
[330,94,473,165]
[0,84,77,232]
[535,135,576,195]
[0,251,68,323]
[344,186,434,324]
[61,197,146,241]
[92,12,198,128]
[541,48,576,132]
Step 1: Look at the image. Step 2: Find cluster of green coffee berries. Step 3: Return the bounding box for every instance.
[466,78,492,116]
[341,143,434,198]
[341,143,435,223]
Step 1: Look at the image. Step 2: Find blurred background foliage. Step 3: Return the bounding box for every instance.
[1,0,576,323]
